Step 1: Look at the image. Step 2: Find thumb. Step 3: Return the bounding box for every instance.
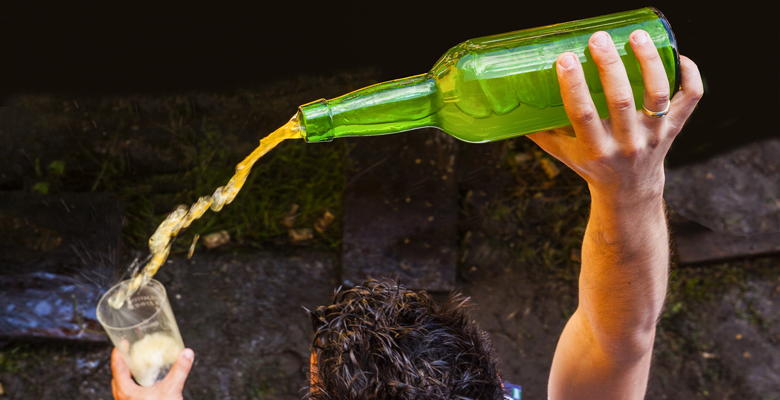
[162,348,195,392]
[525,128,575,160]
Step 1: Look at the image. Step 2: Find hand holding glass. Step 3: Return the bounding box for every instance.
[97,279,185,387]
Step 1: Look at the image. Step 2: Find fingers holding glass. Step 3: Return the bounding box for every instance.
[111,347,134,387]
[111,347,138,399]
[629,29,671,128]
[556,52,608,151]
[162,348,195,393]
[669,55,704,135]
[588,31,637,143]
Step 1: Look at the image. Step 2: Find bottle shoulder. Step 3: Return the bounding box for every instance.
[431,42,469,72]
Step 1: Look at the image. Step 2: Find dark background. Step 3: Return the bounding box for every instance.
[3,1,779,164]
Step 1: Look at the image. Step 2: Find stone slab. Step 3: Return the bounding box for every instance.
[665,138,780,236]
[670,215,780,264]
[665,138,780,263]
[0,250,339,399]
[153,251,338,399]
[0,192,122,342]
[341,129,458,291]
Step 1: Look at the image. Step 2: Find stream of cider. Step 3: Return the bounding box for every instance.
[109,114,303,308]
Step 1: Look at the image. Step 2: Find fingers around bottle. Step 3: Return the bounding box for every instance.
[556,52,607,149]
[668,55,704,134]
[163,348,195,392]
[588,31,637,141]
[630,30,671,120]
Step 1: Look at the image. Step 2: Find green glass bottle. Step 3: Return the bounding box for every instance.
[298,7,679,143]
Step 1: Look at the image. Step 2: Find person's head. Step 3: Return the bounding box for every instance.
[306,279,504,400]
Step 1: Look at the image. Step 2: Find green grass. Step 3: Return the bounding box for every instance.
[118,136,350,253]
[663,260,750,320]
[17,92,352,253]
[0,347,23,374]
[0,344,71,375]
[498,138,589,283]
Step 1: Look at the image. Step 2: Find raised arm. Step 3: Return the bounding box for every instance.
[527,30,703,399]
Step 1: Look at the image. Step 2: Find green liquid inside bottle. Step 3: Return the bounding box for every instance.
[299,7,679,143]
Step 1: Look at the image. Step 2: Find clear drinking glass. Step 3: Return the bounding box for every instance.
[96,279,185,387]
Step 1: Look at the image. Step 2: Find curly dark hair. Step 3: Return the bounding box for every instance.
[305,279,504,400]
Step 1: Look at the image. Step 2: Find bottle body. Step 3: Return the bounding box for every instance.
[300,7,679,143]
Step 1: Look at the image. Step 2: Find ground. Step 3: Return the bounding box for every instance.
[0,70,778,399]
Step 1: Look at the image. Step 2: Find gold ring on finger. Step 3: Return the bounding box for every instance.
[641,101,670,118]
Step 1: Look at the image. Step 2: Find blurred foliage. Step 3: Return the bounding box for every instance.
[248,363,285,400]
[661,255,777,323]
[461,137,589,286]
[0,348,22,374]
[19,93,351,252]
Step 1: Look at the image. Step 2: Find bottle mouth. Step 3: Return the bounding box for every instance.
[298,99,335,143]
[649,7,681,96]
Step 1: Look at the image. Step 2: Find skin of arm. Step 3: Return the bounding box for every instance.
[527,29,704,399]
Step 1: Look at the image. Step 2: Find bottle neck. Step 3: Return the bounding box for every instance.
[298,74,439,143]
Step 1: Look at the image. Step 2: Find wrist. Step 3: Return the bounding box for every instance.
[588,183,665,210]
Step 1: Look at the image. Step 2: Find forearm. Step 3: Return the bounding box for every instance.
[544,29,702,398]
[578,186,669,358]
